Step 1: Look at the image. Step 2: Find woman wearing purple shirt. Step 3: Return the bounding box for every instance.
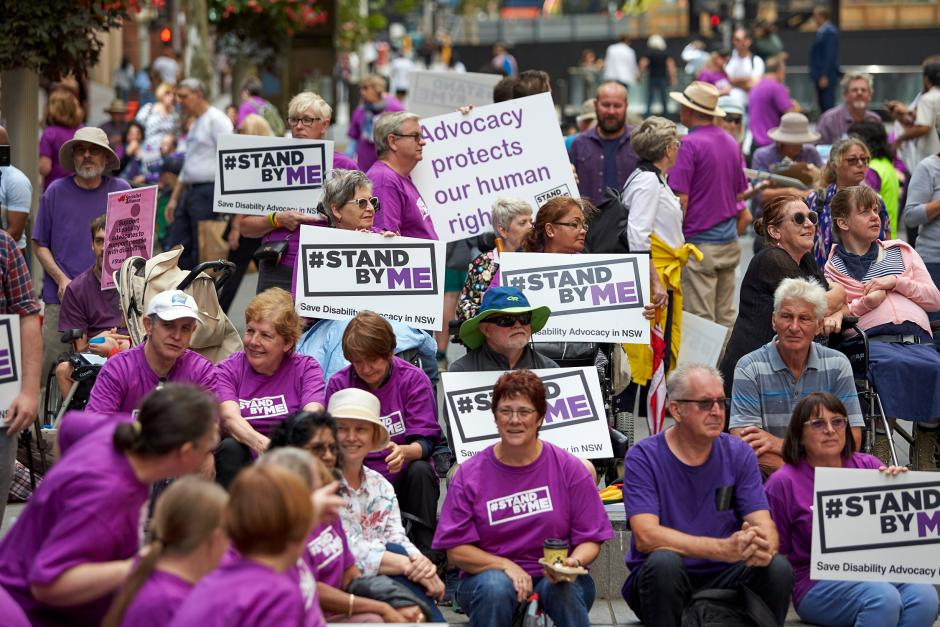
[433,370,613,627]
[213,288,326,487]
[0,385,219,627]
[39,89,84,190]
[765,393,939,626]
[102,477,229,627]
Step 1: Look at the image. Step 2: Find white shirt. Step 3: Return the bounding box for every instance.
[151,55,180,85]
[389,57,415,93]
[725,50,765,104]
[623,169,684,251]
[0,164,32,249]
[913,86,940,166]
[180,106,233,184]
[603,42,638,85]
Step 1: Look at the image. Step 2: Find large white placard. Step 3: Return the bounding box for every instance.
[411,93,579,243]
[0,315,21,419]
[812,467,940,583]
[498,252,650,344]
[295,226,445,331]
[406,71,501,118]
[677,312,730,368]
[442,367,613,462]
[214,135,333,216]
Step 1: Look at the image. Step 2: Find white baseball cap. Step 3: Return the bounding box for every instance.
[146,290,202,323]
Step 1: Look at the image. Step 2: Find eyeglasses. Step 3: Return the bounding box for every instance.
[73,145,104,156]
[791,211,819,226]
[345,197,380,211]
[803,417,848,431]
[552,221,588,231]
[392,132,423,142]
[844,156,871,167]
[287,116,323,127]
[496,407,538,419]
[305,443,340,457]
[483,313,532,327]
[725,115,743,124]
[674,398,727,411]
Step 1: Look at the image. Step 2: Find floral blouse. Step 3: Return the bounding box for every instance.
[339,466,420,575]
[456,250,500,325]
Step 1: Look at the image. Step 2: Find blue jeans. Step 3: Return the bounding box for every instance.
[926,262,940,350]
[385,543,445,622]
[456,568,595,627]
[799,579,938,626]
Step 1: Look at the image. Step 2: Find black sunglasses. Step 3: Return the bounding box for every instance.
[792,211,818,226]
[483,313,532,327]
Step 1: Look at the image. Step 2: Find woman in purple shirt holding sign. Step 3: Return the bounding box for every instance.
[433,370,613,627]
[765,393,939,626]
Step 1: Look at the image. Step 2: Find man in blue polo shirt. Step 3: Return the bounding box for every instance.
[730,278,862,476]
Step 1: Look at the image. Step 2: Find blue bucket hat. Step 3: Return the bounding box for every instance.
[459,286,551,349]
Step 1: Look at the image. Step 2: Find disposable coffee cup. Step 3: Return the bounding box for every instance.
[543,538,569,565]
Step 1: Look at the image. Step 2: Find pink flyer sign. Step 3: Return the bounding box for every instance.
[102,185,157,290]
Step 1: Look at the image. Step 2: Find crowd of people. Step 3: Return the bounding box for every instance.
[1,17,940,627]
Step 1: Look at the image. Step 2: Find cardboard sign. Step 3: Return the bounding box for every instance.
[103,186,157,290]
[442,367,613,462]
[411,93,579,242]
[406,71,501,118]
[214,135,333,216]
[498,252,650,344]
[811,467,940,583]
[0,315,21,419]
[677,313,730,368]
[295,226,445,331]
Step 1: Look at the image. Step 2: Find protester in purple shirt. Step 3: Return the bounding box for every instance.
[747,57,797,149]
[348,75,405,172]
[433,370,612,627]
[169,464,316,627]
[214,288,326,487]
[765,392,939,626]
[102,477,229,627]
[0,585,29,627]
[815,72,881,145]
[368,112,438,239]
[39,89,84,190]
[240,92,360,294]
[622,364,792,627]
[0,385,219,627]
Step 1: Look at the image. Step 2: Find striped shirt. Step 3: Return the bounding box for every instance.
[829,245,905,282]
[730,339,863,437]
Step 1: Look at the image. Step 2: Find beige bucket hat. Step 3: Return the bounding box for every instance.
[59,127,120,174]
[669,81,726,118]
[768,112,821,145]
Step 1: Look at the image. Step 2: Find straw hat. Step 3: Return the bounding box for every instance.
[669,81,726,118]
[576,99,597,124]
[768,112,821,145]
[327,388,389,452]
[104,98,128,114]
[58,127,120,173]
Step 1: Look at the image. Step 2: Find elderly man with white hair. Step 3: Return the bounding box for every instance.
[729,277,863,476]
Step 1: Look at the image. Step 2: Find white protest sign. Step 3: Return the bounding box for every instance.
[811,467,940,584]
[411,93,579,242]
[214,135,333,216]
[677,313,730,368]
[442,367,613,463]
[498,252,650,344]
[406,71,501,118]
[0,315,21,419]
[295,226,445,331]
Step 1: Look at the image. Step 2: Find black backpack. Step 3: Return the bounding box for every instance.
[584,186,631,254]
[680,587,780,627]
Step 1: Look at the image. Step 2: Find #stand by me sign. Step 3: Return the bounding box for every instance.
[0,315,21,420]
[811,467,940,584]
[295,226,446,331]
[499,252,650,344]
[410,92,579,243]
[442,367,613,462]
[405,70,501,118]
[213,135,333,216]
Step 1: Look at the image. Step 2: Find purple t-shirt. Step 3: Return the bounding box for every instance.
[57,267,127,336]
[0,426,148,627]
[367,161,438,240]
[122,569,194,627]
[668,125,748,239]
[0,585,29,627]
[168,558,306,627]
[347,99,405,172]
[33,175,131,304]
[39,124,83,190]
[748,79,792,148]
[213,351,326,436]
[303,519,355,590]
[433,442,613,577]
[86,343,216,414]
[58,410,133,458]
[623,431,767,580]
[765,453,882,608]
[326,356,440,483]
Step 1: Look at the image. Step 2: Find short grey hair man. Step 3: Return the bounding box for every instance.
[773,277,827,320]
[666,362,724,402]
[178,77,207,100]
[373,111,421,157]
[840,72,873,94]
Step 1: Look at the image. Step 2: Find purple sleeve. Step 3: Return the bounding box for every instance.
[735,154,749,195]
[865,168,881,191]
[299,356,326,407]
[732,440,770,517]
[667,141,694,195]
[774,84,792,114]
[764,474,794,558]
[32,188,53,248]
[39,128,56,159]
[57,282,86,333]
[29,510,127,586]
[371,177,405,233]
[623,442,660,518]
[212,354,240,403]
[432,465,481,550]
[566,457,614,546]
[85,358,126,413]
[402,366,440,442]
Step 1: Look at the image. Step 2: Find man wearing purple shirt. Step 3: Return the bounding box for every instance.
[747,57,798,150]
[368,112,438,239]
[815,73,881,145]
[348,74,405,172]
[622,363,792,626]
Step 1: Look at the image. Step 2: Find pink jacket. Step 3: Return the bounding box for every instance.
[824,239,940,335]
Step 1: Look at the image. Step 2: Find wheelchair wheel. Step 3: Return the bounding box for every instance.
[42,365,63,429]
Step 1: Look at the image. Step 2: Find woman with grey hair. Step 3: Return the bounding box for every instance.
[455,197,534,323]
[321,169,394,235]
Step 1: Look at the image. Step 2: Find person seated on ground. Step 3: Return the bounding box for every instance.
[325,312,442,563]
[623,363,793,627]
[433,370,612,627]
[730,278,863,476]
[268,411,426,623]
[102,476,229,627]
[0,385,219,627]
[824,184,940,468]
[169,465,316,627]
[329,388,446,621]
[55,214,130,397]
[451,286,554,372]
[750,112,822,210]
[212,288,326,487]
[766,392,940,625]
